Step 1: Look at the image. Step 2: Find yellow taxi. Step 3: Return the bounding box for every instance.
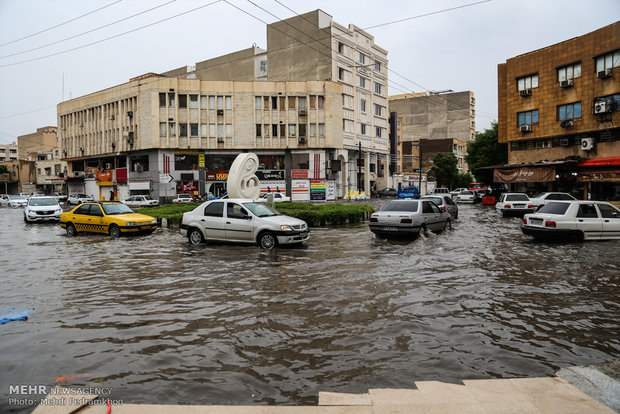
[60,201,158,238]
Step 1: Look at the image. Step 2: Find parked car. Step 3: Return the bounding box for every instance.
[180,198,309,249]
[375,188,398,198]
[522,201,620,241]
[60,201,158,238]
[450,188,468,198]
[529,192,577,210]
[23,196,62,223]
[122,195,159,208]
[496,193,535,217]
[456,190,476,203]
[259,193,291,202]
[421,194,459,219]
[0,194,28,208]
[430,187,450,195]
[53,192,68,202]
[18,192,31,199]
[172,193,194,204]
[368,199,452,238]
[68,193,95,205]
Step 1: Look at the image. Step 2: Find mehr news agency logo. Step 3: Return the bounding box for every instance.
[8,384,123,408]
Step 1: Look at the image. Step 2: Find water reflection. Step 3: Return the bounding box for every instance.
[0,203,619,410]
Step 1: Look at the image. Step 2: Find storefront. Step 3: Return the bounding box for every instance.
[577,157,620,201]
[493,161,581,197]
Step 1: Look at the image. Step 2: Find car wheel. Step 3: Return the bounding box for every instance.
[23,215,30,223]
[419,224,427,237]
[258,231,277,249]
[570,231,584,242]
[188,228,204,245]
[454,212,459,220]
[108,224,121,238]
[444,219,452,231]
[66,222,77,237]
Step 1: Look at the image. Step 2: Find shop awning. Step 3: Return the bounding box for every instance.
[493,165,556,183]
[578,157,620,168]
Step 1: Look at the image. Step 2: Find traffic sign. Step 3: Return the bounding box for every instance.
[159,173,174,184]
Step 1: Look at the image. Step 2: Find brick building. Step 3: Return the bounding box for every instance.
[497,22,620,200]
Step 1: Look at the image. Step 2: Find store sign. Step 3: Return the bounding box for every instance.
[292,169,309,179]
[310,179,326,201]
[493,166,556,183]
[256,170,284,180]
[292,179,310,201]
[577,169,620,182]
[206,170,228,181]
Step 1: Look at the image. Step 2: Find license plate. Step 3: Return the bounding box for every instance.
[530,218,543,226]
[380,226,399,231]
[514,204,525,208]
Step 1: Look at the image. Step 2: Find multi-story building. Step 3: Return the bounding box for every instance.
[497,22,620,200]
[388,91,476,176]
[18,127,58,160]
[0,142,18,162]
[16,127,67,195]
[58,9,389,200]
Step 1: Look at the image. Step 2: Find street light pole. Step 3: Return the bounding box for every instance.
[358,141,362,193]
[418,143,422,196]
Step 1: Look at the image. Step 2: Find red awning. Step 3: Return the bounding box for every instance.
[578,157,620,168]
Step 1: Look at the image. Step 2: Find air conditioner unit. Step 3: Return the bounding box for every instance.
[581,137,594,151]
[298,109,307,116]
[597,68,613,79]
[520,124,532,132]
[105,163,112,170]
[127,111,133,118]
[217,109,224,116]
[560,79,574,88]
[217,137,224,143]
[559,138,569,147]
[560,120,574,128]
[298,136,306,144]
[519,89,532,96]
[594,100,611,114]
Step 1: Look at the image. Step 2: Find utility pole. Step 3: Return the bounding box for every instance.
[418,143,422,196]
[357,141,362,193]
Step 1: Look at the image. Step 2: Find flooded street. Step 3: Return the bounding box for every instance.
[1,201,619,410]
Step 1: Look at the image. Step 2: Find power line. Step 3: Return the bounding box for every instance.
[0,0,177,60]
[0,0,222,68]
[0,0,123,47]
[0,105,57,120]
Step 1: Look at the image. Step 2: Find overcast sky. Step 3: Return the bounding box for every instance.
[0,0,618,145]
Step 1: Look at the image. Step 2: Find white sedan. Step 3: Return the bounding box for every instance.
[369,199,451,238]
[495,193,535,216]
[522,201,620,241]
[122,195,159,208]
[68,193,95,205]
[172,193,194,203]
[0,194,28,208]
[456,190,476,203]
[529,192,576,210]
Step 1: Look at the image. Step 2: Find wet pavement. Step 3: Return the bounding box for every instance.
[1,200,619,412]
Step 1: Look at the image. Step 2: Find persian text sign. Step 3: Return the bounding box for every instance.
[310,179,326,201]
[493,166,556,183]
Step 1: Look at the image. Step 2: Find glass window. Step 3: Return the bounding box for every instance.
[201,124,207,137]
[375,61,381,71]
[558,63,581,82]
[359,52,365,64]
[383,200,418,212]
[204,202,224,217]
[309,95,316,109]
[517,74,538,91]
[159,93,166,107]
[517,110,539,126]
[217,124,223,138]
[359,77,366,88]
[179,95,187,108]
[361,99,366,112]
[318,123,325,137]
[272,124,278,137]
[169,122,176,136]
[279,96,286,110]
[209,96,216,109]
[255,96,261,110]
[298,97,306,110]
[227,203,248,219]
[577,204,599,218]
[225,96,232,110]
[159,122,166,137]
[558,102,581,120]
[376,127,382,137]
[190,123,198,136]
[226,124,232,137]
[179,123,188,137]
[209,124,216,136]
[288,124,296,136]
[201,95,207,109]
[309,124,317,137]
[375,104,382,116]
[360,123,367,135]
[168,93,175,107]
[288,97,296,109]
[318,96,325,109]
[598,203,620,218]
[375,83,382,95]
[256,124,262,137]
[189,95,198,108]
[272,96,278,110]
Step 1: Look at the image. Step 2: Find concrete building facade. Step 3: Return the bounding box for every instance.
[497,22,620,200]
[0,142,18,162]
[388,91,476,176]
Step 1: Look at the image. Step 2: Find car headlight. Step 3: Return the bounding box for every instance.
[150,219,157,224]
[125,221,139,226]
[280,225,293,231]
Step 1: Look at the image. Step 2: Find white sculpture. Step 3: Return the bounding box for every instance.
[227,153,260,199]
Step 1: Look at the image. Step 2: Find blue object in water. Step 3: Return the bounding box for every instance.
[0,308,35,325]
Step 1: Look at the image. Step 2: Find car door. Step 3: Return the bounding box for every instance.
[444,196,457,218]
[597,203,620,239]
[225,202,254,241]
[87,204,106,233]
[575,203,602,239]
[200,201,227,240]
[422,201,442,231]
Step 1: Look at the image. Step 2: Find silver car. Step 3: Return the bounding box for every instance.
[68,193,95,205]
[180,198,309,249]
[421,195,459,219]
[0,194,28,208]
[24,196,62,223]
[369,199,452,238]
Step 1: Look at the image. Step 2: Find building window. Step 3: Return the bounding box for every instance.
[179,123,188,137]
[517,109,539,126]
[298,97,306,110]
[361,99,366,112]
[310,123,317,137]
[271,96,278,110]
[557,62,581,82]
[360,123,367,135]
[338,42,345,54]
[225,96,232,109]
[558,102,581,120]
[359,52,365,64]
[190,123,198,136]
[374,104,382,116]
[517,74,538,91]
[159,93,166,107]
[189,95,198,109]
[339,67,345,81]
[279,96,286,110]
[201,124,207,137]
[255,96,262,110]
[595,49,620,72]
[217,96,224,109]
[209,124,216,137]
[375,61,381,71]
[201,95,207,109]
[159,122,166,137]
[319,123,325,137]
[168,93,175,107]
[288,97,296,109]
[256,124,262,137]
[318,96,325,109]
[299,124,306,137]
[359,77,366,88]
[179,95,187,108]
[272,124,278,137]
[375,83,382,95]
[169,122,176,136]
[280,124,286,137]
[309,95,316,109]
[288,124,296,137]
[376,127,382,137]
[209,96,216,109]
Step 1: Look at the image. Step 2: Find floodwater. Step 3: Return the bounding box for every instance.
[1,201,619,411]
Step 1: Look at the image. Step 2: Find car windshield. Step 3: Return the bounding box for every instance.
[102,203,135,215]
[423,197,443,205]
[179,194,190,198]
[243,202,280,217]
[537,202,570,215]
[460,191,474,195]
[531,193,546,199]
[383,201,418,212]
[29,197,58,206]
[506,194,529,201]
[144,196,154,200]
[9,195,25,200]
[74,194,88,198]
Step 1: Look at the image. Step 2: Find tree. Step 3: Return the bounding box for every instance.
[431,153,459,188]
[465,122,507,184]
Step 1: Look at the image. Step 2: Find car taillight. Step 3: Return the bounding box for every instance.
[528,204,534,208]
[401,218,412,223]
[370,217,378,222]
[440,206,446,211]
[522,218,527,224]
[545,220,556,228]
[504,204,511,208]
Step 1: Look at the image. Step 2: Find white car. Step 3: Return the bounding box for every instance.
[368,199,452,238]
[259,193,291,202]
[450,188,468,198]
[456,190,476,203]
[522,201,620,241]
[24,196,63,223]
[180,198,309,249]
[123,195,159,208]
[0,194,28,208]
[53,192,68,202]
[495,193,535,217]
[430,187,450,195]
[68,193,95,205]
[530,192,576,210]
[172,193,194,204]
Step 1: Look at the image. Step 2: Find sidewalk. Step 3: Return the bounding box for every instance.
[33,362,619,414]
